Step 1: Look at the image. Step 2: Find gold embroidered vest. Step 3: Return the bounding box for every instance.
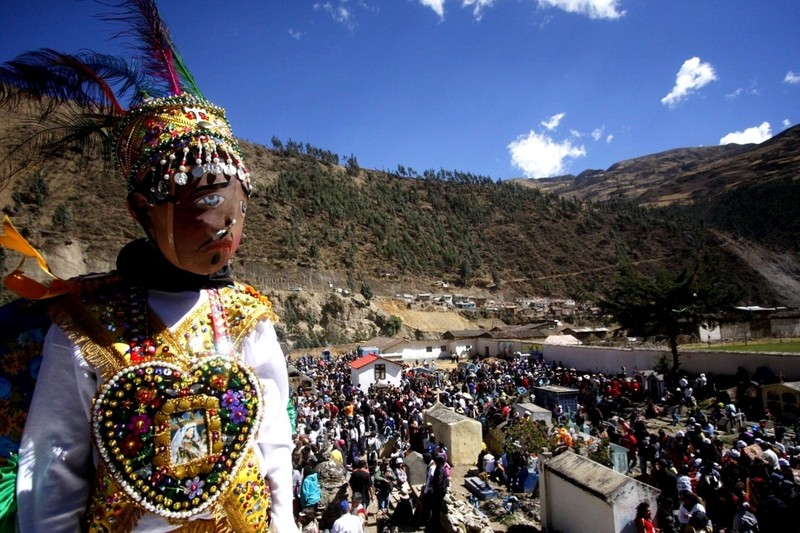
[51,274,277,532]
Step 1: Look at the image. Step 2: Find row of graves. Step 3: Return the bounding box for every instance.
[419,382,664,533]
[421,370,797,533]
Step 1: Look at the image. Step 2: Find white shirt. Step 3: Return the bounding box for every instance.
[678,501,706,525]
[483,453,497,473]
[331,513,364,533]
[16,289,298,533]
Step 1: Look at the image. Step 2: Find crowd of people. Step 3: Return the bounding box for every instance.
[288,351,799,532]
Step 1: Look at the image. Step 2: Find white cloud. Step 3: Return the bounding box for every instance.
[462,0,495,20]
[570,129,582,138]
[784,71,800,84]
[541,112,566,131]
[591,127,604,141]
[725,81,759,100]
[288,28,303,40]
[419,0,624,21]
[606,134,614,143]
[783,119,792,128]
[314,2,356,29]
[661,57,718,108]
[419,0,446,18]
[508,131,586,178]
[719,122,772,145]
[537,0,626,20]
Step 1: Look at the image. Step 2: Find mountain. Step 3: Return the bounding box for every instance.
[1,106,799,346]
[510,124,800,207]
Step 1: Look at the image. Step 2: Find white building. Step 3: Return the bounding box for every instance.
[349,354,404,390]
[381,339,451,363]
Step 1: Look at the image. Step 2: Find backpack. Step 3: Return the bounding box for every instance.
[738,511,758,533]
[699,471,722,494]
[443,462,452,484]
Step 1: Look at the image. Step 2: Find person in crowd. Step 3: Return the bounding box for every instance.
[300,466,321,511]
[349,460,374,513]
[392,490,415,529]
[332,500,363,533]
[730,501,758,533]
[634,501,658,533]
[424,454,449,533]
[351,492,368,529]
[374,460,395,511]
[678,491,707,529]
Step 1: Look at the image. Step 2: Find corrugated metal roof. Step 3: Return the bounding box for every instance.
[443,329,487,339]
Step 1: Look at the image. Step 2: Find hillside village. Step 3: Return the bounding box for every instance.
[283,282,800,366]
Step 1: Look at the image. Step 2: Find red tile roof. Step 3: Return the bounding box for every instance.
[350,354,380,369]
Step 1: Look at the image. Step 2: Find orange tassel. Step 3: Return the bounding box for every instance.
[0,215,73,299]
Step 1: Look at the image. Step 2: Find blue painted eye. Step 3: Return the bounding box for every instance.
[197,195,224,208]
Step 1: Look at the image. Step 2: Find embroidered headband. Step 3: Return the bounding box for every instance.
[114,93,251,201]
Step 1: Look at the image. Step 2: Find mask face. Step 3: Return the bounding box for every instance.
[142,169,249,275]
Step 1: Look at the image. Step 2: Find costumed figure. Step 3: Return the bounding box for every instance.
[0,1,297,531]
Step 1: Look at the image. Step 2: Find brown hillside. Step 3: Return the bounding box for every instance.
[2,104,799,348]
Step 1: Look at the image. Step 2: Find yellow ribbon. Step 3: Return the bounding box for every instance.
[0,215,72,299]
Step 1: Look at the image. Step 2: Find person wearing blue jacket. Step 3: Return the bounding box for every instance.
[300,467,322,510]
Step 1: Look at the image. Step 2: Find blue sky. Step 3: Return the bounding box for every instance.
[2,1,799,180]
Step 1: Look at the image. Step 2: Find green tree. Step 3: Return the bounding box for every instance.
[503,418,550,457]
[459,258,473,287]
[52,204,74,229]
[491,267,502,289]
[360,282,373,303]
[600,260,739,376]
[29,173,49,209]
[345,155,359,176]
[383,315,403,337]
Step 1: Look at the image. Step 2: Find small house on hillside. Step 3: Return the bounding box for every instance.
[350,354,403,391]
[771,309,800,338]
[562,326,610,342]
[477,323,557,358]
[442,329,486,359]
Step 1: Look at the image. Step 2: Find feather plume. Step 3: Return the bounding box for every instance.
[0,49,146,114]
[0,109,117,187]
[0,0,207,190]
[0,50,146,190]
[100,0,203,98]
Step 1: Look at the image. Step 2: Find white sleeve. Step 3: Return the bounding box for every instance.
[16,325,97,532]
[242,320,298,533]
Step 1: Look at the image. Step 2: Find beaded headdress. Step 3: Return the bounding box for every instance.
[115,93,251,202]
[0,0,251,201]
